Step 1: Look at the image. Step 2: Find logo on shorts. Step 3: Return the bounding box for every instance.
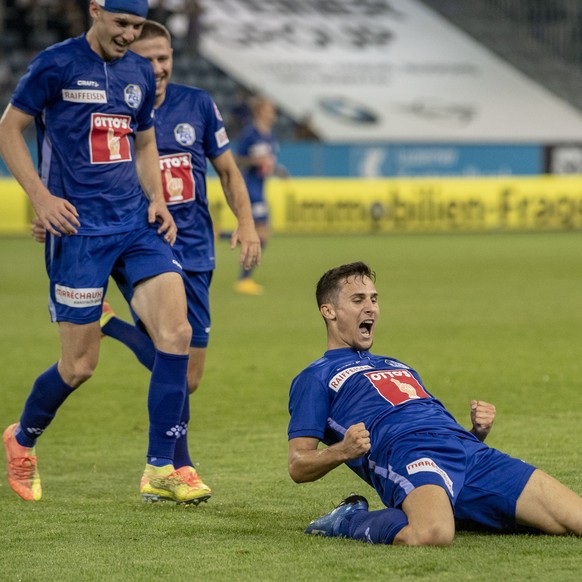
[89,113,132,164]
[174,123,195,146]
[124,84,142,108]
[55,285,103,308]
[406,457,454,496]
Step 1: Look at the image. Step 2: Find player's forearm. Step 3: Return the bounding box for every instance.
[221,175,254,226]
[215,155,254,225]
[288,444,352,483]
[0,114,50,206]
[135,129,164,203]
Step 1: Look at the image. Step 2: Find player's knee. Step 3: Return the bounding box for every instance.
[157,320,192,353]
[405,522,454,547]
[61,359,96,387]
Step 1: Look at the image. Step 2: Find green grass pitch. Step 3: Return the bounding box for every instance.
[1,232,582,580]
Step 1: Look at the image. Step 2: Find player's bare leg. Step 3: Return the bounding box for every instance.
[58,321,102,386]
[131,272,191,355]
[394,485,456,546]
[515,469,582,535]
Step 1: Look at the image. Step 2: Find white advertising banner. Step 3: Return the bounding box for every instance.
[199,0,582,142]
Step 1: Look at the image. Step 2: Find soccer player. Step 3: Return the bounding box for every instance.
[233,96,287,295]
[287,262,582,545]
[0,0,202,504]
[92,20,261,494]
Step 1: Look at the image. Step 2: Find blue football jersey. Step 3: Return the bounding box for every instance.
[11,34,156,235]
[236,125,277,203]
[153,83,230,271]
[288,348,472,484]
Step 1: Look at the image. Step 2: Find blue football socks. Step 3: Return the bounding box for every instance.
[101,317,155,370]
[172,395,193,468]
[343,507,409,544]
[147,350,188,467]
[16,363,76,448]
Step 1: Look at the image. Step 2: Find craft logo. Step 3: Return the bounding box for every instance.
[328,365,373,392]
[159,153,195,204]
[89,113,132,164]
[55,285,103,308]
[174,123,196,146]
[364,369,430,405]
[124,84,142,109]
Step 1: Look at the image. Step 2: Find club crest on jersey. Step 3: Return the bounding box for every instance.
[159,153,195,204]
[174,123,196,146]
[89,113,132,164]
[124,84,142,108]
[364,369,430,406]
[384,359,410,369]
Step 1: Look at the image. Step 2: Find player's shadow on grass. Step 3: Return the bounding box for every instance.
[456,519,543,536]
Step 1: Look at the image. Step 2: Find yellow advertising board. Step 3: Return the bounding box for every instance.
[0,180,33,235]
[210,176,582,234]
[3,176,582,235]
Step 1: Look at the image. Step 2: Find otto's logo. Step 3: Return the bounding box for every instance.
[174,123,195,146]
[124,84,142,108]
[160,153,195,204]
[364,369,430,406]
[89,113,132,164]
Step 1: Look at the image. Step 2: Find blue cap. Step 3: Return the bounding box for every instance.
[95,0,149,18]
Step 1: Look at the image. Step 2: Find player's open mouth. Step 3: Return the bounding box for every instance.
[359,319,374,337]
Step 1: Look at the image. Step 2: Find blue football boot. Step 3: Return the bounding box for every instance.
[305,494,369,537]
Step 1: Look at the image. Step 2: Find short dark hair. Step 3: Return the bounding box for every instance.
[137,20,171,43]
[316,262,376,307]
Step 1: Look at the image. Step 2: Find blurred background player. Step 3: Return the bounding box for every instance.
[33,19,261,496]
[0,0,203,505]
[233,96,288,295]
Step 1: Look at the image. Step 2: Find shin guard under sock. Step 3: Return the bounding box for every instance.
[17,363,76,448]
[172,393,193,468]
[344,507,409,544]
[147,350,188,465]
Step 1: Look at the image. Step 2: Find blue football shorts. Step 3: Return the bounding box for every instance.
[46,226,182,324]
[372,432,536,531]
[251,200,269,223]
[181,270,212,348]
